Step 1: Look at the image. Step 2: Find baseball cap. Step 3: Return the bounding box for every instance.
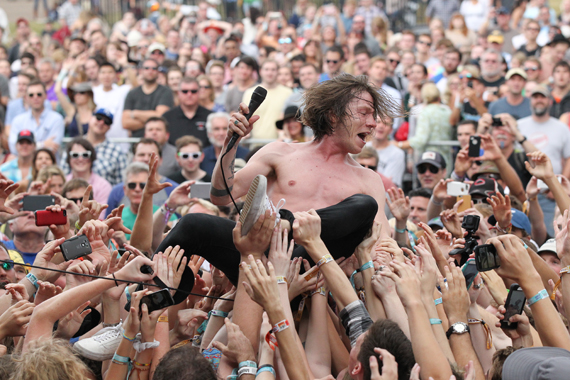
[127,30,143,47]
[148,42,165,54]
[487,30,504,44]
[471,161,500,180]
[538,238,557,255]
[548,34,570,47]
[428,217,444,230]
[503,347,570,380]
[276,105,301,130]
[506,68,528,80]
[496,6,509,15]
[530,84,550,97]
[93,108,114,124]
[17,130,35,144]
[69,82,92,93]
[488,208,531,235]
[416,151,447,169]
[469,178,504,198]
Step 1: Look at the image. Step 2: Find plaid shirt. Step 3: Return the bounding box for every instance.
[339,300,373,347]
[61,140,127,186]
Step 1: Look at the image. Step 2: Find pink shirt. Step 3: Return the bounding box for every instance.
[66,172,112,219]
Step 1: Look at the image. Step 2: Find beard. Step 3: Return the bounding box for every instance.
[532,105,548,116]
[0,280,8,290]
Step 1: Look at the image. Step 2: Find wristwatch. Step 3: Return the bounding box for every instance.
[446,322,470,339]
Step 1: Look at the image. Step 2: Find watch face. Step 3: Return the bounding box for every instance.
[454,323,467,333]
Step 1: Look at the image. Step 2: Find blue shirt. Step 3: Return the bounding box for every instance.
[4,240,37,264]
[200,145,249,177]
[0,158,32,182]
[105,177,179,218]
[5,98,52,126]
[9,108,64,154]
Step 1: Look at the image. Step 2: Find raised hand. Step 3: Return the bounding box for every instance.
[145,153,173,196]
[386,188,410,222]
[104,205,132,235]
[487,193,512,229]
[377,238,405,263]
[432,178,454,204]
[241,255,280,310]
[34,280,62,305]
[212,318,256,364]
[440,209,463,239]
[0,179,20,214]
[165,181,195,209]
[78,220,113,262]
[554,209,570,261]
[55,301,91,340]
[526,176,539,199]
[380,260,422,308]
[487,235,536,285]
[161,245,187,290]
[478,134,504,162]
[78,185,108,226]
[233,210,276,258]
[454,147,473,177]
[525,151,555,181]
[268,225,294,277]
[292,209,322,248]
[494,305,533,347]
[369,347,398,380]
[0,300,35,338]
[65,260,97,290]
[30,238,72,283]
[44,204,72,239]
[5,283,29,304]
[440,264,470,322]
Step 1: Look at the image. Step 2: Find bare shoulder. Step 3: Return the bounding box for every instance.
[248,140,302,161]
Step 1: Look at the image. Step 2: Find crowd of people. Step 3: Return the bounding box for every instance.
[1,0,570,379]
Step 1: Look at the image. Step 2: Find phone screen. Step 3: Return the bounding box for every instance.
[462,260,478,290]
[140,289,174,314]
[502,287,526,328]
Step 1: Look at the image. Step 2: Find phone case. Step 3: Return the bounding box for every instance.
[140,290,175,314]
[501,284,526,329]
[456,195,471,213]
[35,210,67,226]
[474,245,501,272]
[468,136,481,157]
[23,195,55,211]
[61,235,92,261]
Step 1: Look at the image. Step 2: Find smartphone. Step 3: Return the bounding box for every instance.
[447,181,470,197]
[35,209,67,226]
[117,248,127,256]
[462,259,478,290]
[60,235,92,261]
[140,289,175,315]
[474,244,501,272]
[468,135,482,158]
[190,183,211,199]
[491,117,503,127]
[23,195,55,212]
[457,194,472,213]
[501,283,526,329]
[467,81,473,89]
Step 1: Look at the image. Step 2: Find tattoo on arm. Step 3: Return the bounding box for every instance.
[211,186,233,197]
[228,158,235,181]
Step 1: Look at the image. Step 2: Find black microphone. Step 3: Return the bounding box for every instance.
[226,86,267,151]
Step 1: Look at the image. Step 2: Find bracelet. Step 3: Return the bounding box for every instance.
[132,360,150,367]
[527,195,538,202]
[112,353,130,365]
[350,261,374,288]
[430,196,443,206]
[430,318,442,325]
[395,227,408,234]
[25,272,39,291]
[552,266,570,299]
[158,315,169,323]
[211,310,229,318]
[310,286,327,297]
[528,289,549,306]
[468,318,493,349]
[316,254,333,268]
[122,331,136,342]
[239,361,257,369]
[75,220,82,231]
[434,297,442,306]
[112,273,119,287]
[102,322,120,328]
[257,366,276,377]
[161,203,177,223]
[238,367,257,377]
[495,223,512,234]
[276,276,288,284]
[265,319,290,350]
[228,368,238,380]
[519,136,527,144]
[133,339,160,353]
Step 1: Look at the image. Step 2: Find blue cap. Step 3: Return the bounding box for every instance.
[489,208,531,235]
[428,216,444,229]
[94,108,114,123]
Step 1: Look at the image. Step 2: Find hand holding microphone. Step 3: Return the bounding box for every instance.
[227,86,267,151]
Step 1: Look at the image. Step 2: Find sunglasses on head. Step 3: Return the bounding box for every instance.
[1,260,14,271]
[28,92,44,98]
[326,59,338,64]
[70,151,92,159]
[127,182,146,190]
[417,164,439,174]
[459,73,473,79]
[178,152,201,159]
[95,114,112,125]
[180,89,199,94]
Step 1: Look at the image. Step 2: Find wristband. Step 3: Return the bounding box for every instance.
[265,319,290,350]
[133,339,160,353]
[430,196,443,206]
[227,368,238,380]
[112,353,130,365]
[528,289,549,306]
[132,360,150,367]
[430,318,442,325]
[75,220,82,231]
[350,261,374,288]
[395,227,408,234]
[310,286,327,297]
[26,272,39,291]
[239,361,257,369]
[553,266,570,299]
[495,223,512,234]
[158,315,169,323]
[468,318,493,349]
[161,203,177,223]
[238,367,257,377]
[316,254,333,268]
[434,297,442,306]
[257,366,276,377]
[276,276,288,284]
[122,331,136,342]
[519,136,527,144]
[210,310,229,318]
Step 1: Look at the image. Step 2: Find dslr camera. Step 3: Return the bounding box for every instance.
[449,215,480,266]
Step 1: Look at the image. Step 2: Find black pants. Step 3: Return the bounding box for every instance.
[156,194,378,285]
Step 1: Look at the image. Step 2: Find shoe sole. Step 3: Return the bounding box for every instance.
[73,341,119,361]
[239,175,267,236]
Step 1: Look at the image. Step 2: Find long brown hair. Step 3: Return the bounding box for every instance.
[449,13,469,36]
[301,74,403,140]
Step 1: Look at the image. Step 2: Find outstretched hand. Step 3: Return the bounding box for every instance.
[525,151,555,181]
[241,255,280,311]
[386,188,410,222]
[78,185,108,225]
[233,210,276,258]
[144,153,172,195]
[0,179,20,214]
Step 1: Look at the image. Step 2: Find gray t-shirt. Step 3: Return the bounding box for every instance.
[0,74,10,101]
[159,143,179,177]
[488,97,532,120]
[518,116,570,174]
[123,85,174,138]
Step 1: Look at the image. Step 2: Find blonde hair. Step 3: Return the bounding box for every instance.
[421,82,440,104]
[10,339,91,380]
[37,165,66,184]
[181,199,220,217]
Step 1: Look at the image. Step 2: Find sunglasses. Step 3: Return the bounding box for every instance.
[178,152,201,159]
[1,260,14,271]
[326,59,339,64]
[143,66,158,71]
[525,67,539,71]
[28,92,44,98]
[363,165,377,171]
[417,164,439,174]
[418,40,432,46]
[278,37,293,44]
[180,89,199,94]
[472,197,489,205]
[479,173,501,180]
[75,91,90,95]
[151,50,165,55]
[200,85,212,89]
[95,114,112,125]
[127,182,146,190]
[68,197,83,204]
[389,59,400,64]
[459,73,473,79]
[70,151,92,159]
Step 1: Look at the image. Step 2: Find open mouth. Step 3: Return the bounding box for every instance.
[357,132,369,143]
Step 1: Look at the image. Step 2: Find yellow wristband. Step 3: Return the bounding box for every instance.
[158,316,169,323]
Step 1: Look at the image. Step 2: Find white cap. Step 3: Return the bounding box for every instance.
[538,238,557,255]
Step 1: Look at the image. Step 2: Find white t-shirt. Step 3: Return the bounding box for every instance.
[93,84,131,152]
[368,142,406,187]
[460,0,489,32]
[518,116,570,174]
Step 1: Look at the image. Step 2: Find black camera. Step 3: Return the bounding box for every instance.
[474,244,501,272]
[449,215,480,266]
[492,117,503,127]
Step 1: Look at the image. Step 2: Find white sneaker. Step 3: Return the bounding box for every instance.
[239,175,285,236]
[73,323,123,361]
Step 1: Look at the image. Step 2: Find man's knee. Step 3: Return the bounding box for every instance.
[347,194,378,220]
